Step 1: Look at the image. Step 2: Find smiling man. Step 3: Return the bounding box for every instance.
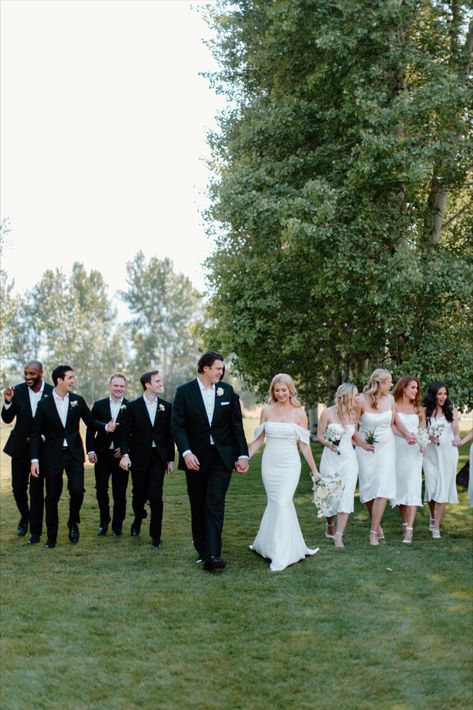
[30,365,117,548]
[86,373,129,537]
[2,361,53,543]
[172,351,249,571]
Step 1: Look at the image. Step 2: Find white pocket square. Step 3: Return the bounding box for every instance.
[220,401,230,406]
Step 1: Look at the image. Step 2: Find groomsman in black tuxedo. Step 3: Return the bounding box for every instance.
[119,370,174,547]
[172,351,249,571]
[30,365,117,548]
[2,361,53,543]
[86,373,129,537]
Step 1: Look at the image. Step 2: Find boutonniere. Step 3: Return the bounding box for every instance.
[216,387,224,397]
[120,404,127,411]
[70,400,78,408]
[159,403,165,412]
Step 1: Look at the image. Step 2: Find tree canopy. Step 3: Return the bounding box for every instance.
[203,0,473,406]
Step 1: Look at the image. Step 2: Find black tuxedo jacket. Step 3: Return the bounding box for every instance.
[119,396,175,470]
[2,381,54,458]
[30,393,107,466]
[172,379,248,472]
[85,397,129,455]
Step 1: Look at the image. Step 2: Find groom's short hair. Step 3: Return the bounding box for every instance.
[140,370,160,390]
[197,351,224,373]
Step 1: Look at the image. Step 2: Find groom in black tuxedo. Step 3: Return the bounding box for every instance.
[119,370,175,547]
[30,365,116,548]
[2,361,53,543]
[172,351,249,571]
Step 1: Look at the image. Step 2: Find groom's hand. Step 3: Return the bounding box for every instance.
[235,457,248,474]
[184,452,200,470]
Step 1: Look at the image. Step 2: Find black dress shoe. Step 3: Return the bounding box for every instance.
[112,529,122,537]
[68,525,80,544]
[151,538,161,548]
[17,519,28,536]
[131,523,140,536]
[98,524,108,536]
[204,555,227,571]
[28,535,41,545]
[44,539,56,549]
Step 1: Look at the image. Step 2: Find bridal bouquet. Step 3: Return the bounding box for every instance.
[312,476,345,518]
[362,426,378,450]
[428,422,444,446]
[324,424,342,455]
[416,427,430,451]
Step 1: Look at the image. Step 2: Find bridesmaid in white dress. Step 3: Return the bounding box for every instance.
[423,382,460,538]
[458,428,473,506]
[317,383,369,548]
[248,374,321,572]
[356,369,417,545]
[391,376,426,544]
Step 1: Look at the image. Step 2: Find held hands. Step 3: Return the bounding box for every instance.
[119,454,131,470]
[30,462,40,478]
[405,432,417,445]
[3,385,14,403]
[235,457,249,474]
[166,463,174,475]
[88,452,98,464]
[312,469,321,483]
[452,436,461,448]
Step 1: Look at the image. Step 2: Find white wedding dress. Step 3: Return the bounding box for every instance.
[356,409,396,502]
[391,412,423,507]
[319,423,358,514]
[423,416,459,504]
[250,422,318,572]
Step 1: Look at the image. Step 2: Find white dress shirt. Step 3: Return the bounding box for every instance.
[28,382,45,417]
[53,389,69,447]
[143,394,157,447]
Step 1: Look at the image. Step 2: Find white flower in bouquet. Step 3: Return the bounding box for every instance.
[312,476,345,518]
[324,424,343,455]
[416,426,430,450]
[428,422,444,446]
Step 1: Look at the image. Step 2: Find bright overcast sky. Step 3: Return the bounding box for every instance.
[1,0,225,311]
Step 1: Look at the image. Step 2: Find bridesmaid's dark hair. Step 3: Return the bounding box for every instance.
[423,381,453,423]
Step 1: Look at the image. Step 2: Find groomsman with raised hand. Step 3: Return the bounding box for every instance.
[30,365,117,548]
[2,361,53,543]
[172,351,249,571]
[119,370,174,548]
[86,373,129,537]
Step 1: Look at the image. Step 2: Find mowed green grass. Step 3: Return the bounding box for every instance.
[0,422,472,710]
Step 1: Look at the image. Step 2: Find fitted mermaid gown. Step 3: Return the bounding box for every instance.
[319,423,358,515]
[356,409,396,502]
[250,422,318,572]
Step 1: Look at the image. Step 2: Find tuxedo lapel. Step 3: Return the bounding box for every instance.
[192,379,209,425]
[64,395,80,428]
[46,395,66,429]
[138,397,154,430]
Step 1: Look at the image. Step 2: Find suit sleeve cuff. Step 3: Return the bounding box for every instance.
[182,450,192,458]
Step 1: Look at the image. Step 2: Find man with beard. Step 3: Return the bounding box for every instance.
[2,361,53,544]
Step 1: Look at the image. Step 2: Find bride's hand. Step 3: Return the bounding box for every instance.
[312,470,321,482]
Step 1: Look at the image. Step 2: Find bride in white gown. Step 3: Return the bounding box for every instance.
[248,374,321,572]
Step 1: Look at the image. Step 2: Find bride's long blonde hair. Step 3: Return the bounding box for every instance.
[334,383,358,424]
[363,368,391,409]
[268,373,301,407]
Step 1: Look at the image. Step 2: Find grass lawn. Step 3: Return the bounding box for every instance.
[0,421,472,710]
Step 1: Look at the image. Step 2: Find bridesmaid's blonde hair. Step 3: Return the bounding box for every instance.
[335,383,358,424]
[268,374,301,407]
[363,368,391,409]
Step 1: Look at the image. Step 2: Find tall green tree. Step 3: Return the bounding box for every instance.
[120,252,203,399]
[3,263,125,403]
[203,0,473,406]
